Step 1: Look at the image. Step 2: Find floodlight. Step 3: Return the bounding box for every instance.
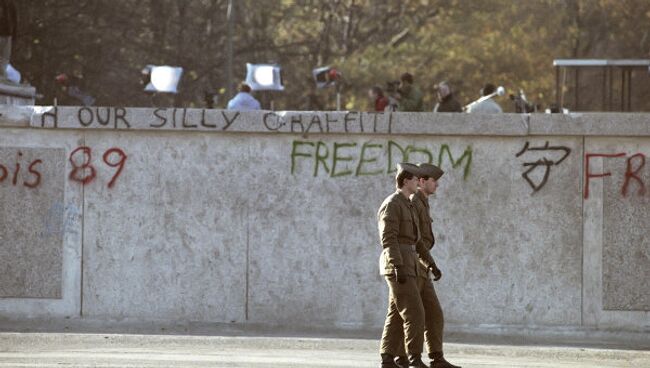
[312,66,341,89]
[254,66,275,86]
[142,65,183,93]
[245,63,284,91]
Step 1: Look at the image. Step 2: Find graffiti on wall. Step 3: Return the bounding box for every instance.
[0,150,44,188]
[40,107,133,129]
[513,142,648,199]
[38,107,394,134]
[69,146,128,188]
[288,138,647,200]
[584,152,647,199]
[262,111,392,134]
[515,141,572,193]
[0,146,128,190]
[290,139,473,179]
[30,107,650,199]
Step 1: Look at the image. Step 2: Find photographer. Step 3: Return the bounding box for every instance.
[509,89,536,113]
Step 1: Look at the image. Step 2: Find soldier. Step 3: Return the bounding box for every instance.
[377,163,431,368]
[388,163,461,368]
[412,163,460,368]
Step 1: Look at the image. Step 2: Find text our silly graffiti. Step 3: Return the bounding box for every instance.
[36,106,394,134]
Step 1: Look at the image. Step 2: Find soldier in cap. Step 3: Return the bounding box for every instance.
[413,163,460,367]
[377,163,432,368]
[388,163,461,368]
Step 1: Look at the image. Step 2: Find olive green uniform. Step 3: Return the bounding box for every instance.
[378,190,435,357]
[413,190,445,355]
[386,190,445,358]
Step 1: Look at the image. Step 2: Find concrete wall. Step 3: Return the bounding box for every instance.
[0,84,37,106]
[0,105,648,338]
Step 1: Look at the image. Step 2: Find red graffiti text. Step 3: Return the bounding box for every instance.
[69,146,128,188]
[0,151,43,188]
[584,152,647,199]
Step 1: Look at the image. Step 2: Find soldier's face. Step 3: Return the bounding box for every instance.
[404,176,419,193]
[419,177,438,195]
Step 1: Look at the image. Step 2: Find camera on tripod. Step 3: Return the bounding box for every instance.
[509,89,537,113]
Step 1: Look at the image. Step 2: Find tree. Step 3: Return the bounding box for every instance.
[11,0,650,111]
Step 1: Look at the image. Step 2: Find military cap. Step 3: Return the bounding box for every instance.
[396,162,424,177]
[416,163,444,180]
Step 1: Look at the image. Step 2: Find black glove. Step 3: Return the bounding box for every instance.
[429,264,442,281]
[394,267,407,284]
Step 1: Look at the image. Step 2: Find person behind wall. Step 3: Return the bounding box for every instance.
[54,73,96,106]
[466,83,503,114]
[369,85,390,112]
[385,80,400,112]
[227,82,261,111]
[0,0,18,84]
[433,82,462,113]
[396,73,424,112]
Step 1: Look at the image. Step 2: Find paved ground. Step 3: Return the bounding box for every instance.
[0,333,648,368]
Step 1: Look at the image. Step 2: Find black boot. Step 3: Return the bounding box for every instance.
[380,353,400,368]
[428,353,461,368]
[394,356,409,368]
[408,354,428,368]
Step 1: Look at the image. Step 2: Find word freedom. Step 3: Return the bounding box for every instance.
[290,139,473,179]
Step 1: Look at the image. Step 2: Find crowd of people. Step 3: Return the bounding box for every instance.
[368,72,503,114]
[226,72,504,114]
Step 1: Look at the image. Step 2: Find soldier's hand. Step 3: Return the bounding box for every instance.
[429,265,442,281]
[394,267,407,284]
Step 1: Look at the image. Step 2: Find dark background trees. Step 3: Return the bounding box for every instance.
[11,0,650,111]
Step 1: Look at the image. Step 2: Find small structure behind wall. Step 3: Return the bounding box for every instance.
[554,59,650,112]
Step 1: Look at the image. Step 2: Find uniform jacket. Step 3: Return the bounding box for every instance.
[411,191,437,278]
[397,85,424,112]
[377,190,431,277]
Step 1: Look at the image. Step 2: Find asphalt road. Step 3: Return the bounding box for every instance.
[0,333,648,368]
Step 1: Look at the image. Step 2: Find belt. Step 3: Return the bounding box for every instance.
[399,244,416,252]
